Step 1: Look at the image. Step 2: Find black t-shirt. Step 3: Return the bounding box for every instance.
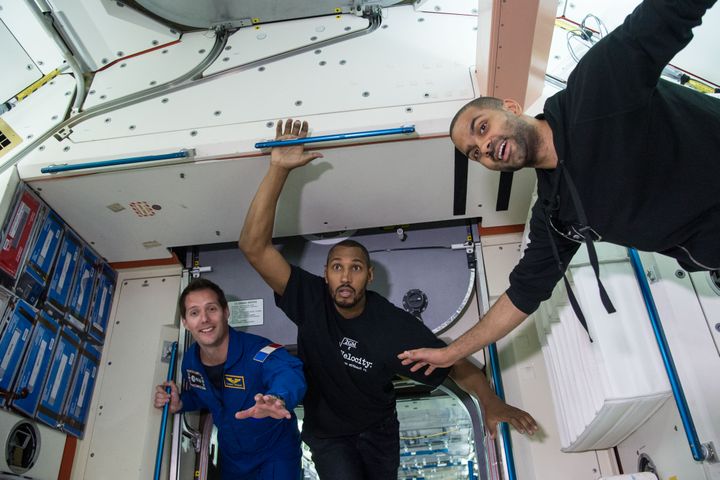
[203,362,224,391]
[275,265,449,437]
[507,0,720,314]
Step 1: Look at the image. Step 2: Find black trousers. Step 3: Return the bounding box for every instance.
[302,415,400,480]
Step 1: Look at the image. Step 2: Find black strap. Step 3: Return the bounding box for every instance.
[496,172,514,211]
[543,208,591,338]
[453,148,468,216]
[562,168,616,315]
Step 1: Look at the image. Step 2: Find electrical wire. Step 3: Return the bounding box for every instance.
[565,13,607,64]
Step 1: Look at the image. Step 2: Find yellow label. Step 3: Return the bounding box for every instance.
[224,374,246,389]
[0,119,22,159]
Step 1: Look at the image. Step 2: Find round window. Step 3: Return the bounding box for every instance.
[5,421,39,474]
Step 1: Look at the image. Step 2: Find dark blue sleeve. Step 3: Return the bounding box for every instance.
[178,359,203,413]
[261,348,307,410]
[565,0,716,122]
[506,202,580,315]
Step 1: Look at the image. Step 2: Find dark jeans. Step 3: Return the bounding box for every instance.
[302,414,400,480]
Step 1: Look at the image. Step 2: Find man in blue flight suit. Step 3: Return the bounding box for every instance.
[154,278,306,479]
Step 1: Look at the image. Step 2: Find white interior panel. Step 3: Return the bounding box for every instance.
[0,2,65,74]
[48,0,179,71]
[69,5,478,142]
[0,19,42,102]
[83,32,216,109]
[26,137,535,262]
[1,74,74,148]
[79,269,181,480]
[203,14,370,76]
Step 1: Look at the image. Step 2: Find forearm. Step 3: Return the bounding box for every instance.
[446,293,528,363]
[448,359,497,406]
[238,164,290,257]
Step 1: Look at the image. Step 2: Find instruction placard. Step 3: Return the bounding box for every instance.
[228,299,264,327]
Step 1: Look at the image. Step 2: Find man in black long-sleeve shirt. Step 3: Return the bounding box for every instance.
[399,0,720,373]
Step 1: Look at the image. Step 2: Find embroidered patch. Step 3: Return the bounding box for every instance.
[253,343,282,363]
[186,369,206,390]
[224,374,245,389]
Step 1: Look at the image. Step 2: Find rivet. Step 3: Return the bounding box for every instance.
[319,61,326,66]
[295,100,302,106]
[214,110,221,116]
[266,121,274,128]
[190,130,198,136]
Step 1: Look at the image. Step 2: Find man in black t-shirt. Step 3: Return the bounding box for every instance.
[239,119,537,479]
[399,0,720,375]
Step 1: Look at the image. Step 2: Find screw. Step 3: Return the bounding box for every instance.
[714,323,720,333]
[675,270,686,279]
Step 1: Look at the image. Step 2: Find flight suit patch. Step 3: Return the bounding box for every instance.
[224,374,245,389]
[253,343,282,363]
[187,369,206,390]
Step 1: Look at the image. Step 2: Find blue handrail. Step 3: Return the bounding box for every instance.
[41,150,193,174]
[254,126,416,149]
[627,248,706,462]
[487,343,518,480]
[154,341,179,480]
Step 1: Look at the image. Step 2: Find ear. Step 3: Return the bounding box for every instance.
[181,317,187,327]
[502,98,523,115]
[367,266,374,283]
[324,266,329,284]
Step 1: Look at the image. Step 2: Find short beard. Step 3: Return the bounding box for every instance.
[330,286,365,310]
[500,114,541,172]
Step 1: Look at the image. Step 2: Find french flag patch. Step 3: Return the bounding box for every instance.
[253,343,282,363]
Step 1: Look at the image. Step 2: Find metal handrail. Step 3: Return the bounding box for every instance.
[487,343,517,480]
[40,150,194,174]
[254,126,416,149]
[627,248,708,462]
[474,236,518,480]
[154,341,179,480]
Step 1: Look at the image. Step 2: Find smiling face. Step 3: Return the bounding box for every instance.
[182,288,230,351]
[451,101,540,172]
[324,245,374,319]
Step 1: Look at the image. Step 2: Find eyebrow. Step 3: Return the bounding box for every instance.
[464,115,480,158]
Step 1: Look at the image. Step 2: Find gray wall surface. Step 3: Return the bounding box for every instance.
[198,221,477,346]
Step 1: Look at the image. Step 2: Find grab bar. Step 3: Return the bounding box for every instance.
[627,248,708,462]
[41,150,194,174]
[254,126,415,149]
[154,341,179,480]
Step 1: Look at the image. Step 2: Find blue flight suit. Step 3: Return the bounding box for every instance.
[180,328,306,479]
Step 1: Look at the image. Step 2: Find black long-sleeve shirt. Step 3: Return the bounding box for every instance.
[507,0,720,315]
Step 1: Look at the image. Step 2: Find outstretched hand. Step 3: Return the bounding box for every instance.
[235,393,291,420]
[397,346,457,376]
[484,398,539,439]
[270,119,324,170]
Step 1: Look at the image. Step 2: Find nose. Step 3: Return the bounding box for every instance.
[340,267,349,282]
[481,138,493,157]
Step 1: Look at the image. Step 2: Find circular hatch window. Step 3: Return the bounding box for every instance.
[708,270,720,296]
[5,421,40,475]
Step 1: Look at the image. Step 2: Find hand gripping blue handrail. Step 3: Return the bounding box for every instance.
[627,248,707,462]
[154,341,179,480]
[487,343,518,480]
[254,126,415,149]
[40,150,193,174]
